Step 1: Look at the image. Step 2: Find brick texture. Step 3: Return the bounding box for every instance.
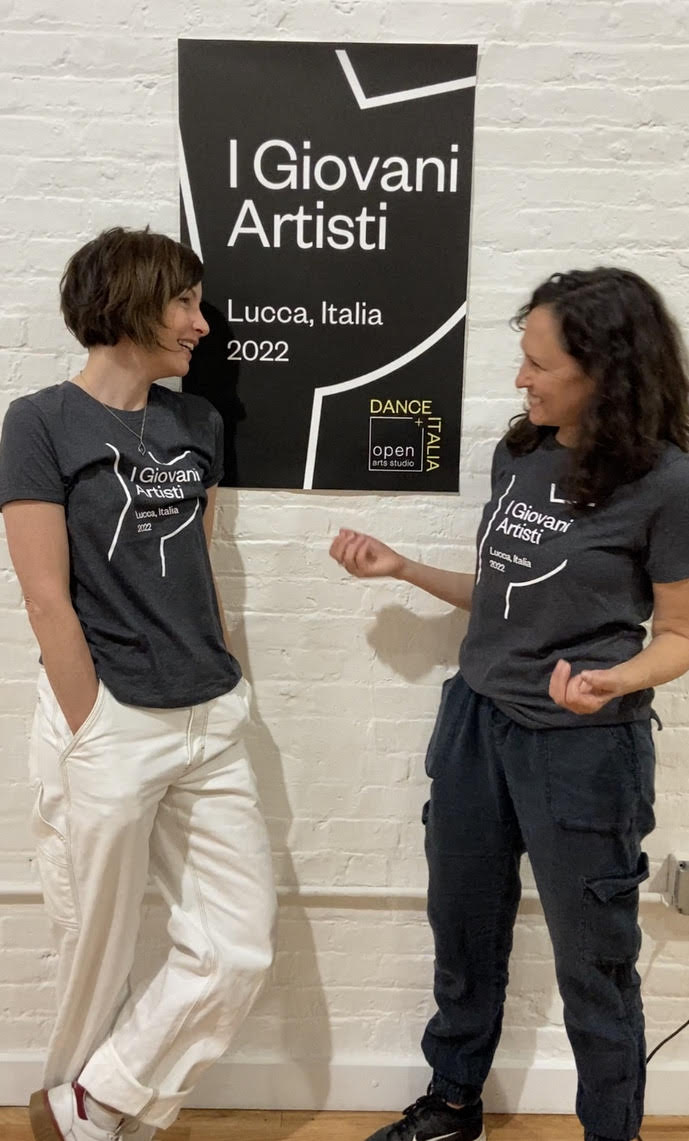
[0,0,688,1095]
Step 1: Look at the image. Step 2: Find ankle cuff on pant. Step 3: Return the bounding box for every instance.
[430,1072,482,1107]
[80,1039,190,1130]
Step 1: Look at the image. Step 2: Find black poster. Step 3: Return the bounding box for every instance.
[178,40,477,490]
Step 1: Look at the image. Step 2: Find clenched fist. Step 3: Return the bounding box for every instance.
[329,529,406,580]
[548,658,626,715]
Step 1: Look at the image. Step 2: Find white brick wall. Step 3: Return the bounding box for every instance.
[1,0,688,1114]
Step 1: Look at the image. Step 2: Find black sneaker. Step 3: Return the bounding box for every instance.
[363,1094,485,1141]
[585,1135,643,1141]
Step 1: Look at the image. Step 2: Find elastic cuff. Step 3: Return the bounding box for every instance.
[430,1071,482,1107]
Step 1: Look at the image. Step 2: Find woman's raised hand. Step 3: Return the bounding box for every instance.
[329,528,406,579]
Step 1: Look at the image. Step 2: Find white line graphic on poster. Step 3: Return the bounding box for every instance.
[336,50,476,108]
[303,303,466,489]
[179,51,476,490]
[368,417,424,473]
[179,129,203,260]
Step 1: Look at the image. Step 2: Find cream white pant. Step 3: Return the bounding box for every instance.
[29,671,276,1130]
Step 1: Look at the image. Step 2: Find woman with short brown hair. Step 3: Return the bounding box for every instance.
[0,227,276,1141]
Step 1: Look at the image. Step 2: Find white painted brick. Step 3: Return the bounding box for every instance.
[4,351,70,388]
[479,83,646,129]
[0,910,53,951]
[0,316,27,348]
[0,679,38,712]
[475,124,687,169]
[0,815,35,852]
[379,1,517,38]
[0,946,57,983]
[0,573,24,607]
[1,0,689,1097]
[0,977,55,1014]
[570,44,689,85]
[642,963,689,999]
[4,0,142,26]
[0,783,34,817]
[513,0,689,41]
[0,158,175,201]
[0,1013,54,1049]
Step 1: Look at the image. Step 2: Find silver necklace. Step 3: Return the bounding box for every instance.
[79,373,149,454]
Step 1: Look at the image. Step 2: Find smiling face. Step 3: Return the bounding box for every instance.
[515,305,595,446]
[149,283,209,378]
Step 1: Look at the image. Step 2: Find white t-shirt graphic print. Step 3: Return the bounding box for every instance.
[475,470,573,621]
[460,432,689,728]
[105,437,204,576]
[0,382,241,708]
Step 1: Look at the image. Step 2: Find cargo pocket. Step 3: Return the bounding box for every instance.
[544,724,641,834]
[581,853,648,964]
[30,784,78,930]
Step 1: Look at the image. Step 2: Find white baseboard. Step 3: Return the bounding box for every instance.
[1,1054,686,1115]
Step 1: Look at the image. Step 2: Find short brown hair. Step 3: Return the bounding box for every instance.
[60,227,204,350]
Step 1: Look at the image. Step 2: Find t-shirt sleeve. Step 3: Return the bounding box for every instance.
[204,405,225,488]
[645,458,689,583]
[0,398,65,509]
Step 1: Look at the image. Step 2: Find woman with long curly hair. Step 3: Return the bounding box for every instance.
[0,228,276,1141]
[330,268,689,1141]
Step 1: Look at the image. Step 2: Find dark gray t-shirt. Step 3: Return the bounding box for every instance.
[0,381,241,707]
[460,432,689,728]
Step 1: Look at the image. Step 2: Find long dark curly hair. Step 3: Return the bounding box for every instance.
[505,267,689,509]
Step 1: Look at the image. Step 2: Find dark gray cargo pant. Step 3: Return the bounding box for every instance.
[421,673,655,1141]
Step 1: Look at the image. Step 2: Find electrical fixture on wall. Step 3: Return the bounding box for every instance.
[667,855,689,914]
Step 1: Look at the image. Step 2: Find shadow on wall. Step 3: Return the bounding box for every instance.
[131,491,330,1117]
[367,601,539,1113]
[183,302,332,1110]
[218,490,332,1115]
[366,603,469,682]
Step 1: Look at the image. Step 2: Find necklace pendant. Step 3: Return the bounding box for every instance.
[137,441,146,455]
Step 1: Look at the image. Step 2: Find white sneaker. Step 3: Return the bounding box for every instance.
[29,1082,149,1141]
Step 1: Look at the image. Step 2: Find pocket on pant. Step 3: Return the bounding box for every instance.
[30,784,78,929]
[424,672,462,777]
[581,853,648,964]
[216,677,253,729]
[544,724,643,834]
[236,676,253,718]
[58,681,107,759]
[36,672,107,761]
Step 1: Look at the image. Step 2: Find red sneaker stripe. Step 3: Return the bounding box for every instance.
[73,1082,89,1121]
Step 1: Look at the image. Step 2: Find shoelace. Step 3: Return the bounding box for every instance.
[389,1095,454,1138]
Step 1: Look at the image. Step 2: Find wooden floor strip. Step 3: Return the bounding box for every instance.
[2,1107,688,1140]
